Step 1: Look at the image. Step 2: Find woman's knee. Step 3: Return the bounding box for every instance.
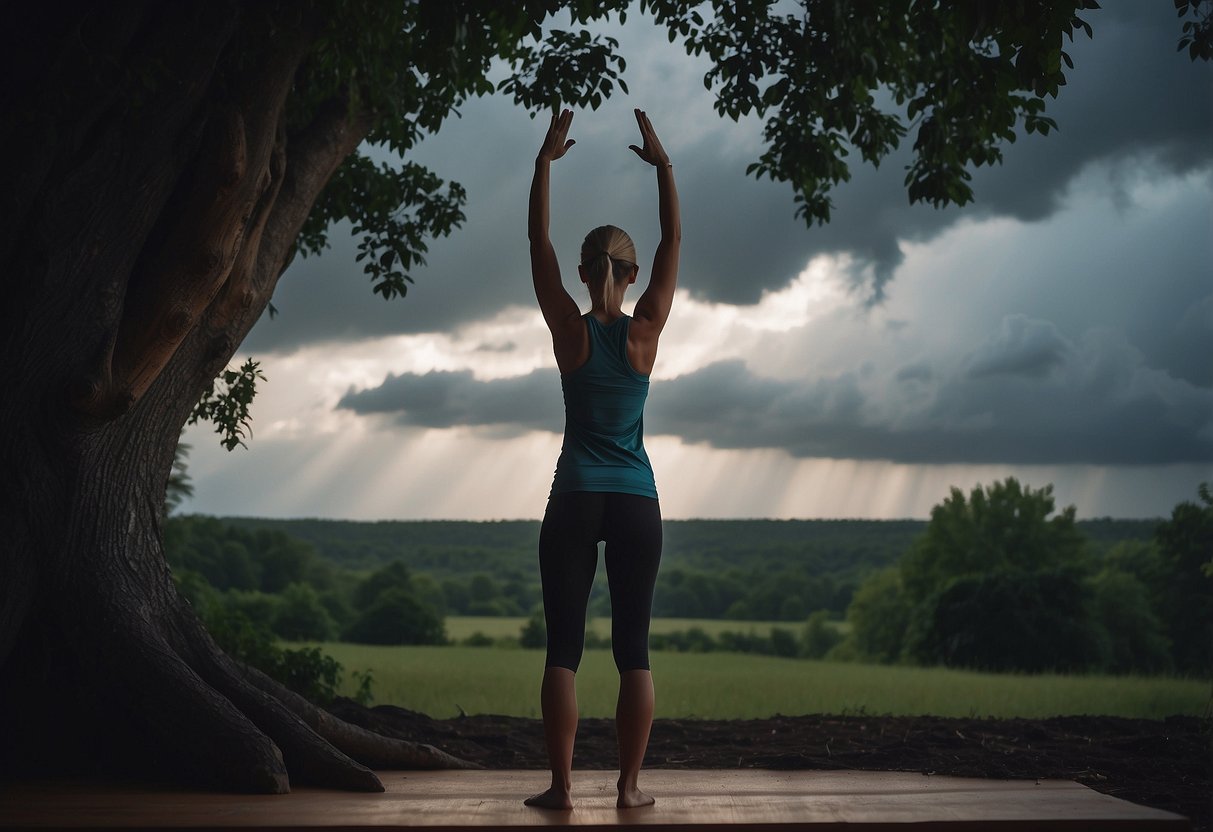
[612,639,650,673]
[546,633,586,673]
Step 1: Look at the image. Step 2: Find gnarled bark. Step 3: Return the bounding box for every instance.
[0,1,473,793]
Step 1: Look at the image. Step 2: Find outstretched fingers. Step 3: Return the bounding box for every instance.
[541,109,576,161]
[629,109,668,166]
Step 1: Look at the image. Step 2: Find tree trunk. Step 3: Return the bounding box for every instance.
[0,1,472,792]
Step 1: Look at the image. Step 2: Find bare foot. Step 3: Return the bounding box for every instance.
[617,786,655,809]
[524,786,573,810]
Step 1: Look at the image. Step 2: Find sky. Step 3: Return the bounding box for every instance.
[181,1,1213,522]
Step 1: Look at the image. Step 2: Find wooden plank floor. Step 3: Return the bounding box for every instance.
[0,769,1189,831]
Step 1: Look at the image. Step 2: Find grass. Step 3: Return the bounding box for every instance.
[294,641,1210,721]
[444,615,848,641]
[441,616,849,640]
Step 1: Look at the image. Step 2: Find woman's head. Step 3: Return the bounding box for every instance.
[580,225,638,309]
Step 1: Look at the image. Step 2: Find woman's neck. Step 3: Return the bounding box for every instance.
[588,303,625,324]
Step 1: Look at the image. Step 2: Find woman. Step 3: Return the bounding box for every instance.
[524,107,680,811]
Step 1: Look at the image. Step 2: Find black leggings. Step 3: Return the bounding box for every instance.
[539,491,663,673]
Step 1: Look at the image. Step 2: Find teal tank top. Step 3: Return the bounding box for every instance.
[550,315,658,499]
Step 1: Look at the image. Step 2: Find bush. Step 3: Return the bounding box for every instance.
[466,599,511,616]
[800,610,844,659]
[271,646,343,704]
[769,627,798,658]
[1088,568,1172,674]
[222,589,282,631]
[905,566,1104,673]
[187,594,345,704]
[519,609,546,649]
[846,568,911,663]
[273,583,337,641]
[354,561,415,609]
[344,587,446,645]
[461,631,495,647]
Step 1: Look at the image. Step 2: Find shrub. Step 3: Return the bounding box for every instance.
[800,610,844,659]
[344,587,446,646]
[461,631,495,647]
[905,566,1104,673]
[273,583,337,641]
[769,627,798,658]
[846,568,911,663]
[1088,568,1172,674]
[519,609,546,649]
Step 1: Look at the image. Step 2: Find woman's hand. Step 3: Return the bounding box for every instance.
[537,109,575,163]
[628,109,670,167]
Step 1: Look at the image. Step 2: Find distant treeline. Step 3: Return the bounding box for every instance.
[205,514,1154,621]
[165,482,1207,680]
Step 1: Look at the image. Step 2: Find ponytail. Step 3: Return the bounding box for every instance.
[580,225,636,311]
[600,253,614,310]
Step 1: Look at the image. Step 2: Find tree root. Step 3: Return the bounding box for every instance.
[99,621,292,794]
[238,664,482,771]
[171,606,478,793]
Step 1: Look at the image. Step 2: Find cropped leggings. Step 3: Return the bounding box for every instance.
[539,491,663,673]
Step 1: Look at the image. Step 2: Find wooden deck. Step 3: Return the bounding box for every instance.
[0,769,1189,830]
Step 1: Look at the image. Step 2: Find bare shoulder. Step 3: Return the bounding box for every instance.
[552,312,589,374]
[627,314,660,377]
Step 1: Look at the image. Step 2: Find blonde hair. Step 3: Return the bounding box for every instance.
[580,225,636,310]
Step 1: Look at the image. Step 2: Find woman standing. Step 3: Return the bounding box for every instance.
[524,107,680,811]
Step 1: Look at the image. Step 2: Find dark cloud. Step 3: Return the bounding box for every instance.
[337,317,1213,465]
[964,316,1068,379]
[338,368,562,436]
[240,0,1211,355]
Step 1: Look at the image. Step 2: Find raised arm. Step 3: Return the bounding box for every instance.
[629,109,681,336]
[529,110,582,339]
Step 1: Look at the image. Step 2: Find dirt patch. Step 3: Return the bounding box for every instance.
[330,701,1211,830]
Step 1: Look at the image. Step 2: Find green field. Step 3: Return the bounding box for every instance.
[444,615,844,641]
[295,641,1209,721]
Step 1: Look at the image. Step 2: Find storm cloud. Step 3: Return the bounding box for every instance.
[243,0,1212,354]
[338,367,563,436]
[337,312,1212,466]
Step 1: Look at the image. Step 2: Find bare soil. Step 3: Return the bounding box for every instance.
[330,701,1211,830]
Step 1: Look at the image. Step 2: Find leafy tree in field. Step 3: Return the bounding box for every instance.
[469,573,502,604]
[440,578,472,615]
[519,608,547,649]
[344,587,446,646]
[800,610,844,660]
[1149,483,1213,675]
[6,0,1157,792]
[222,590,284,633]
[255,533,317,594]
[900,479,1089,607]
[904,566,1103,672]
[273,583,338,642]
[318,589,355,630]
[897,479,1098,671]
[845,567,913,663]
[410,574,449,617]
[354,561,417,610]
[768,626,798,658]
[1101,539,1164,587]
[1088,568,1172,675]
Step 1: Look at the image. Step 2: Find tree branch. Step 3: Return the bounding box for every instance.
[252,94,375,303]
[73,22,312,419]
